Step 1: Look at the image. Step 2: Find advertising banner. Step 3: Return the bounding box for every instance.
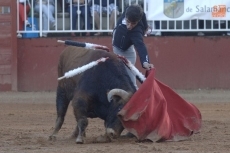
[147,0,230,20]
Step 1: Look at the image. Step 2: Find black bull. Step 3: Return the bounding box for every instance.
[49,46,136,143]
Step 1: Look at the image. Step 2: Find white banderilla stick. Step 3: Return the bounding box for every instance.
[58,57,109,80]
[117,55,146,83]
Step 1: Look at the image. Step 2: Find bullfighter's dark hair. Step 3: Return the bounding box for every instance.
[125,4,143,23]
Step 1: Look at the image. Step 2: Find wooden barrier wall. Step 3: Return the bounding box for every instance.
[0,0,17,91]
[13,36,230,91]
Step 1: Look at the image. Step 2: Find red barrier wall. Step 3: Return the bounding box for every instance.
[0,0,17,91]
[16,36,230,91]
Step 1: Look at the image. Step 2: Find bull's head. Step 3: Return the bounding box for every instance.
[105,89,132,139]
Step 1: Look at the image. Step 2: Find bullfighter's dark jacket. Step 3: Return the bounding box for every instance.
[112,7,150,66]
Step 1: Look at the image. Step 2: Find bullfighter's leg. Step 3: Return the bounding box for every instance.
[72,97,88,144]
[49,87,70,141]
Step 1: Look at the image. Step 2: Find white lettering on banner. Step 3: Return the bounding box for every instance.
[147,0,230,20]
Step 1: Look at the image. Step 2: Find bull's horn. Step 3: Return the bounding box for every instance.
[107,89,131,103]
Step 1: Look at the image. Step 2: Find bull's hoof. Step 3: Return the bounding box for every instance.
[120,132,136,138]
[136,139,153,143]
[94,135,112,143]
[48,135,57,141]
[76,141,84,144]
[76,138,84,144]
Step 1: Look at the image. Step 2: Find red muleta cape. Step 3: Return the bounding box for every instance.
[118,69,202,142]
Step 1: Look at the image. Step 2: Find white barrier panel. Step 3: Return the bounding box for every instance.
[147,0,230,20]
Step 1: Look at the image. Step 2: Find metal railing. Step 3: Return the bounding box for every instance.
[16,0,230,37]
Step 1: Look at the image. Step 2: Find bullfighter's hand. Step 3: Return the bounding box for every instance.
[143,62,154,70]
[144,25,152,37]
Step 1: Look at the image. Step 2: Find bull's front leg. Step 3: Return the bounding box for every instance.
[72,97,88,144]
[49,87,70,141]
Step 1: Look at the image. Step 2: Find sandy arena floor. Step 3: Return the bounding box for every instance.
[0,90,230,153]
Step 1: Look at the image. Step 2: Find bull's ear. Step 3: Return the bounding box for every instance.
[107,89,132,104]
